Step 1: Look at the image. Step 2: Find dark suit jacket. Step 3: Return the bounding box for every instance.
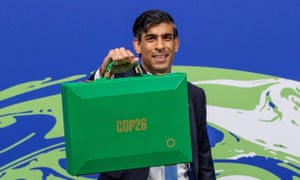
[89,67,216,180]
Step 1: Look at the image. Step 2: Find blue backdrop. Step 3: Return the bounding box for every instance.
[1,0,299,89]
[1,0,299,179]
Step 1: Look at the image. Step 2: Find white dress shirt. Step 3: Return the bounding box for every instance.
[147,164,189,180]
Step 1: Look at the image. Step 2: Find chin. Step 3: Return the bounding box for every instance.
[153,66,170,74]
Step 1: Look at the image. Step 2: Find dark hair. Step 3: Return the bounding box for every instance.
[133,9,178,41]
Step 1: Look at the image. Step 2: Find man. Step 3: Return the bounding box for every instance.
[89,9,216,180]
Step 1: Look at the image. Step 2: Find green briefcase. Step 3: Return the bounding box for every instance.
[61,72,192,176]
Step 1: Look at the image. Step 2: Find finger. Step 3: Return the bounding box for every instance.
[109,47,125,60]
[131,57,139,64]
[126,50,139,64]
[110,48,120,61]
[119,47,128,59]
[112,47,136,63]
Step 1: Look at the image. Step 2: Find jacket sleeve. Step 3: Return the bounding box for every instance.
[188,83,216,180]
[88,70,97,81]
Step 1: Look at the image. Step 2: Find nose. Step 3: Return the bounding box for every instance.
[155,38,165,50]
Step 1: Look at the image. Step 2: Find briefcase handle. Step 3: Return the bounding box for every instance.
[104,61,143,79]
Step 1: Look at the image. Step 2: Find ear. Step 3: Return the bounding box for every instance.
[133,38,141,54]
[175,37,180,52]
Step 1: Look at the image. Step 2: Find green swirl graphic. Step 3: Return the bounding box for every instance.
[0,66,299,179]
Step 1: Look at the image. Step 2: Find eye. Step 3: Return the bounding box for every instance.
[164,35,174,41]
[145,36,155,42]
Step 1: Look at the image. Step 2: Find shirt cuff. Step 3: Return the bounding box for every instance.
[94,68,101,79]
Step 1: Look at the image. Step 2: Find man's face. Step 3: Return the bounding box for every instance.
[133,23,179,75]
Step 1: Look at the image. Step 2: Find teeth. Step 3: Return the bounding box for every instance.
[154,55,164,59]
[154,55,165,58]
[153,55,166,62]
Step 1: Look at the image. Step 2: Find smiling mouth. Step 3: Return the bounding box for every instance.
[152,54,168,62]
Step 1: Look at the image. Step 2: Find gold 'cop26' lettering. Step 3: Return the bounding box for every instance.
[116,118,147,133]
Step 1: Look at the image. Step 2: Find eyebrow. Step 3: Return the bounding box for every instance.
[144,33,174,38]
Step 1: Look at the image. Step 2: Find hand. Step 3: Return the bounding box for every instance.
[99,47,139,77]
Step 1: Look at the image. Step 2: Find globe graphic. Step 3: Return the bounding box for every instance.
[1,66,299,179]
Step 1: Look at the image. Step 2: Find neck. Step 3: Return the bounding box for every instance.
[140,65,171,75]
